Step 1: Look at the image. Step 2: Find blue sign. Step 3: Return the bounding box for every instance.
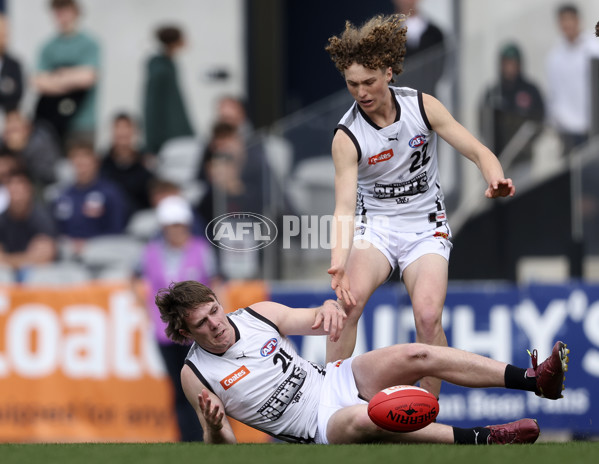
[270,281,599,435]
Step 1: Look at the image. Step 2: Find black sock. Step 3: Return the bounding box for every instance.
[504,364,537,391]
[453,426,491,445]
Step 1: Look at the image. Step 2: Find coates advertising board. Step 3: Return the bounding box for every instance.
[271,281,599,436]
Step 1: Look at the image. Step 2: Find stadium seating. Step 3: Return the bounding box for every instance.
[22,262,92,286]
[79,235,144,276]
[125,208,160,241]
[286,155,335,216]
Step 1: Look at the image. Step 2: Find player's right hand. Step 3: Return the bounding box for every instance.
[312,299,347,342]
[198,389,224,431]
[327,265,356,307]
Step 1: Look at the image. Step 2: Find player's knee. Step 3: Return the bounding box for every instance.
[328,409,375,444]
[413,309,443,338]
[343,413,379,443]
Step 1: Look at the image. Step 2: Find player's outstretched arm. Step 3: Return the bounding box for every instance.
[329,130,359,308]
[181,365,237,444]
[251,300,347,342]
[423,93,516,199]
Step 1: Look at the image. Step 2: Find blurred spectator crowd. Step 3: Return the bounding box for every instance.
[0,0,294,287]
[1,0,599,288]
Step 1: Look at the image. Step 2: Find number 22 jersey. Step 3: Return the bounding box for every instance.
[336,86,447,232]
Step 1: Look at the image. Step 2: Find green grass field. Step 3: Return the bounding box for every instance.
[1,442,598,464]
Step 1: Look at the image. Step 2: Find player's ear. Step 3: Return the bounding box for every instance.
[179,328,193,339]
[385,66,393,83]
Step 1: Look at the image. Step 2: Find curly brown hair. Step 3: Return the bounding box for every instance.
[155,280,218,345]
[325,14,408,79]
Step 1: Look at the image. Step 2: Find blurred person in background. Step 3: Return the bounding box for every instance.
[100,112,155,221]
[479,43,545,173]
[546,4,599,156]
[148,178,182,208]
[324,14,514,397]
[215,95,253,141]
[0,169,57,281]
[197,122,263,223]
[134,194,218,442]
[392,0,445,96]
[0,110,61,190]
[0,149,18,214]
[53,140,127,256]
[197,123,263,281]
[0,14,24,114]
[32,0,100,148]
[143,25,194,156]
[33,0,100,147]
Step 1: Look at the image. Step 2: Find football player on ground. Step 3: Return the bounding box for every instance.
[157,280,568,445]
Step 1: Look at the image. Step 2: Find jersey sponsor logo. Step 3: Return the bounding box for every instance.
[368,149,394,165]
[374,172,429,199]
[261,338,278,357]
[409,134,427,148]
[220,365,250,390]
[334,360,344,367]
[433,231,449,240]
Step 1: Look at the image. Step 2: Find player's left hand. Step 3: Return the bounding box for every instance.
[485,178,515,198]
[312,299,347,342]
[198,389,225,431]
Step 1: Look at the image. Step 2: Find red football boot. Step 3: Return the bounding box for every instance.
[486,418,540,444]
[527,341,569,400]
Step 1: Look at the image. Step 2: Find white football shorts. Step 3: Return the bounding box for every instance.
[353,215,453,278]
[316,356,366,444]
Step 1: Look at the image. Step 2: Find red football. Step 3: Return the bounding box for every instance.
[367,385,439,433]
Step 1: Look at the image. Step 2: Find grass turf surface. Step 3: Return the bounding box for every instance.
[1,442,598,464]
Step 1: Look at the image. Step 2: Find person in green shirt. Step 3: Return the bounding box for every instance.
[32,0,100,148]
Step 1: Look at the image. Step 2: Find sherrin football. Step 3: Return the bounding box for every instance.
[367,385,439,432]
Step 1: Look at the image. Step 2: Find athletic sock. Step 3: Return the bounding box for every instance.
[504,364,537,391]
[452,426,491,445]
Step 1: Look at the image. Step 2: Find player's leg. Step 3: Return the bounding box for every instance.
[325,405,539,444]
[351,341,568,400]
[326,240,392,363]
[352,343,506,400]
[402,253,449,397]
[325,404,454,444]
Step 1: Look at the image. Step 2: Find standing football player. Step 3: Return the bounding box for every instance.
[324,14,515,397]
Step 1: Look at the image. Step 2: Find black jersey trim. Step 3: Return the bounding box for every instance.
[185,358,215,394]
[418,91,432,130]
[245,307,281,333]
[356,88,401,132]
[252,425,315,444]
[336,124,362,163]
[392,87,401,123]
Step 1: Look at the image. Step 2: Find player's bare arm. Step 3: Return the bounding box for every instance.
[422,93,515,199]
[180,364,237,444]
[329,130,359,307]
[251,300,347,342]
